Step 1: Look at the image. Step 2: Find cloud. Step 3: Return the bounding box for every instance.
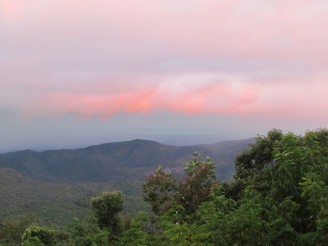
[28,74,258,118]
[26,72,328,120]
[1,0,328,149]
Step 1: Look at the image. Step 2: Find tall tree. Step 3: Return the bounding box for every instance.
[143,153,218,216]
[143,167,178,215]
[225,129,283,199]
[178,153,218,215]
[90,191,124,237]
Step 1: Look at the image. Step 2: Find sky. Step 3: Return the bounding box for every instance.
[1,0,328,152]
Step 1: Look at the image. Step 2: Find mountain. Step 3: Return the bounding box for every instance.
[0,138,254,226]
[0,138,254,182]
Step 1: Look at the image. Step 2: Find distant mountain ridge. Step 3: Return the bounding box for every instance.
[0,138,255,225]
[0,138,254,182]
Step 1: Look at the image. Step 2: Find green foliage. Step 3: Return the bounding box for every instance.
[139,154,219,245]
[0,214,36,246]
[68,217,109,246]
[195,188,264,245]
[0,167,147,228]
[270,130,328,243]
[178,153,218,214]
[299,138,328,245]
[0,139,252,229]
[21,236,45,246]
[143,153,218,217]
[230,129,284,198]
[21,225,57,246]
[90,191,124,240]
[5,129,328,245]
[143,167,178,215]
[155,205,210,246]
[139,129,328,245]
[121,211,155,245]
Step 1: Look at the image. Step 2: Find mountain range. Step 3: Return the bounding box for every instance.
[0,138,254,182]
[0,138,254,226]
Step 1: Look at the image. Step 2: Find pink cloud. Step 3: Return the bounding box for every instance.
[29,74,258,118]
[3,1,328,124]
[21,72,328,121]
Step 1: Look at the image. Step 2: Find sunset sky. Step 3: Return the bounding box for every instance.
[1,0,328,152]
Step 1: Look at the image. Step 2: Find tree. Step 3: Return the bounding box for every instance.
[178,153,218,215]
[144,153,218,217]
[121,211,155,245]
[143,167,178,215]
[15,128,326,245]
[0,214,36,246]
[21,225,57,246]
[271,130,328,244]
[231,129,283,197]
[90,191,124,237]
[196,129,328,245]
[68,217,109,246]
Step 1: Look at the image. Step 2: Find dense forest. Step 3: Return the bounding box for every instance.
[0,129,327,245]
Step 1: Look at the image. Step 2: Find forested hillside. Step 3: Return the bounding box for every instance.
[1,129,327,245]
[0,138,253,182]
[0,138,252,237]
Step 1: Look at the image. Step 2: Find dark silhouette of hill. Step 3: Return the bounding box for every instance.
[0,138,254,182]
